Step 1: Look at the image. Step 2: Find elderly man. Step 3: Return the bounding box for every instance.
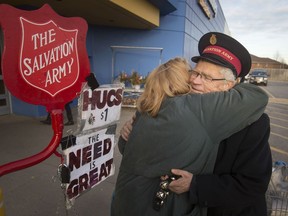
[119,32,272,216]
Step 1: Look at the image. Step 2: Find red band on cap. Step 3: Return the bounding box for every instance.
[203,45,241,75]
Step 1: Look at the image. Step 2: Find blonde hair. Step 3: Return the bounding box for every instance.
[136,57,192,117]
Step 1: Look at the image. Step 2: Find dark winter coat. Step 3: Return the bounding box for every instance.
[190,113,272,216]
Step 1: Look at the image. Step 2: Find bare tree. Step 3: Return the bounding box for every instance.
[273,52,287,69]
[280,58,287,69]
[274,51,280,62]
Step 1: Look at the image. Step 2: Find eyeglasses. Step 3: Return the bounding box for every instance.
[189,69,226,82]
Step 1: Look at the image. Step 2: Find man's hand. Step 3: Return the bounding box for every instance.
[168,169,193,194]
[120,114,136,141]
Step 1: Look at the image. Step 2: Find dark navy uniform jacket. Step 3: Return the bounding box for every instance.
[190,113,272,216]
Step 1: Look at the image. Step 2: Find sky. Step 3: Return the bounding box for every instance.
[219,0,288,64]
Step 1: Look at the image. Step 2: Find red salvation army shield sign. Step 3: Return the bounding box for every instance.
[0,4,90,111]
[20,17,79,97]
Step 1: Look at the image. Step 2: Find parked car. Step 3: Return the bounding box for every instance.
[249,69,268,86]
[244,73,250,83]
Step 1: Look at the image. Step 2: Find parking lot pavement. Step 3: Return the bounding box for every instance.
[268,97,288,105]
[0,107,135,216]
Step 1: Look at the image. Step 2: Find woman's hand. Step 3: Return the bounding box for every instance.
[120,114,136,141]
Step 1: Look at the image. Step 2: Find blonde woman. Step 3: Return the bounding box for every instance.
[111,57,268,216]
[137,57,192,117]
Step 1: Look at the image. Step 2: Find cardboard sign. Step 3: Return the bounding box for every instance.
[79,85,123,131]
[0,4,90,111]
[60,84,123,201]
[62,129,115,200]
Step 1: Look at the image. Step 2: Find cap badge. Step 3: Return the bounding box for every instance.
[209,34,217,45]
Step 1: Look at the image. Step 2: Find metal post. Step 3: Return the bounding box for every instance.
[0,188,5,216]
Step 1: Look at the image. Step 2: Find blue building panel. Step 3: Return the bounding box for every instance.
[167,0,186,16]
[183,33,198,63]
[157,14,186,32]
[11,96,46,117]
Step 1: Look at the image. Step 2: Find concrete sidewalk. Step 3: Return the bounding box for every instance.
[0,107,135,216]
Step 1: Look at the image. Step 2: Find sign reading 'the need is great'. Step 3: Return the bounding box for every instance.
[63,128,115,199]
[61,85,123,200]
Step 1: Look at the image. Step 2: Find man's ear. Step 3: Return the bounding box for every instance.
[223,80,235,91]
